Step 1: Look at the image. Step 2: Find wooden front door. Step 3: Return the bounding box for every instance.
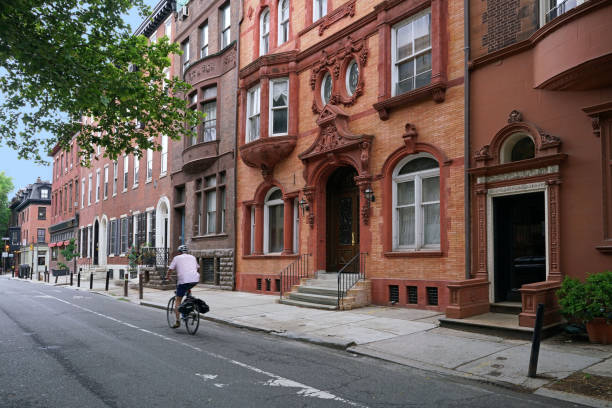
[326,167,359,272]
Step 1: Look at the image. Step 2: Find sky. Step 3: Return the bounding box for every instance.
[0,0,158,197]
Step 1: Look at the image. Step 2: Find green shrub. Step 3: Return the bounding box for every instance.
[557,271,612,323]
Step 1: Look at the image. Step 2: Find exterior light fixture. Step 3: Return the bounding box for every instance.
[298,197,310,215]
[364,188,375,207]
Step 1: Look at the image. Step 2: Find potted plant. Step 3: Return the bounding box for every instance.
[557,271,612,344]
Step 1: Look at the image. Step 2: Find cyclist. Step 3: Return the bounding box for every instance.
[168,244,200,328]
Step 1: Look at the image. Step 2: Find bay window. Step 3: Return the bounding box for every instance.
[200,23,209,57]
[182,39,190,73]
[202,86,217,142]
[392,9,432,96]
[220,3,231,49]
[392,154,440,250]
[260,9,270,55]
[270,78,289,136]
[278,0,289,45]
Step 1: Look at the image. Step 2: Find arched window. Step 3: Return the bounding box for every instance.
[392,153,440,250]
[321,72,332,105]
[500,133,535,163]
[345,60,359,96]
[278,0,289,45]
[264,188,284,253]
[260,9,270,55]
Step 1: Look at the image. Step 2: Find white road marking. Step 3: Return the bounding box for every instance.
[195,374,218,381]
[35,290,368,407]
[214,384,227,388]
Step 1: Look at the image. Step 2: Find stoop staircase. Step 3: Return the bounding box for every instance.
[280,271,371,310]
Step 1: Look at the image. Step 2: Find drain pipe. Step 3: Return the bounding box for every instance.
[464,0,471,280]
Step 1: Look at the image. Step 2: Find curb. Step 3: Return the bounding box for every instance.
[534,388,612,408]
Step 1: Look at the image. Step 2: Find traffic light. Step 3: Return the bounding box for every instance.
[4,245,8,251]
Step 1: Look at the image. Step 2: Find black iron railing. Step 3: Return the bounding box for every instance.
[140,247,170,281]
[545,0,582,23]
[279,254,312,299]
[337,253,366,308]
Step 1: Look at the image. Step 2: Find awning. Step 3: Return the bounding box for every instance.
[49,242,56,247]
[63,240,70,246]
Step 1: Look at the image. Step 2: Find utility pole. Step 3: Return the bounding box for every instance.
[2,237,9,275]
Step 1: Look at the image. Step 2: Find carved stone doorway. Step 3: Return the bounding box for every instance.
[325,166,359,272]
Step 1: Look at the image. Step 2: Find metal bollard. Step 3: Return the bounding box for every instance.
[90,272,93,290]
[105,270,110,291]
[528,303,545,378]
[77,272,81,287]
[139,273,143,300]
[124,273,128,297]
[70,272,73,286]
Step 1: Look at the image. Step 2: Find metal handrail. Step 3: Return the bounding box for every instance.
[337,253,366,308]
[279,253,312,299]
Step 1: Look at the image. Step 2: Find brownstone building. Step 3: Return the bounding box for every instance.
[446,0,612,327]
[170,0,239,289]
[236,0,466,310]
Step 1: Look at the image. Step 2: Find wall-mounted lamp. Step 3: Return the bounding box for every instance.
[298,197,310,216]
[364,188,375,207]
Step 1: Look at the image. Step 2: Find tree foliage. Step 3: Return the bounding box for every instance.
[0,171,14,237]
[0,0,200,164]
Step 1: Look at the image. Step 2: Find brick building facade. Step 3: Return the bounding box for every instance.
[9,179,52,276]
[446,0,612,327]
[236,0,466,311]
[169,0,240,289]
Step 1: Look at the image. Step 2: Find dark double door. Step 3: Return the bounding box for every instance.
[493,192,546,302]
[326,167,359,272]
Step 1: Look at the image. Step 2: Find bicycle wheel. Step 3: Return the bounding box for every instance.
[167,296,176,328]
[184,308,199,335]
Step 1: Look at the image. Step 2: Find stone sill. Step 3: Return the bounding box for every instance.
[384,250,443,258]
[242,254,300,260]
[192,234,229,240]
[373,81,447,120]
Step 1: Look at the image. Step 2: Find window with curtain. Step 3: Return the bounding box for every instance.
[220,3,231,48]
[260,9,270,55]
[313,0,327,22]
[270,78,289,135]
[246,85,260,142]
[278,0,289,45]
[393,154,440,250]
[392,9,431,96]
[202,100,217,142]
[200,23,209,57]
[264,188,284,253]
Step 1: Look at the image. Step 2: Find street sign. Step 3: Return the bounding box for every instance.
[1,252,7,258]
[8,254,13,258]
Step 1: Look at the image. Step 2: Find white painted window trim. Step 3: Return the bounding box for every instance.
[220,3,231,49]
[313,0,327,22]
[246,84,261,142]
[293,198,299,254]
[263,188,283,254]
[103,165,109,200]
[260,9,270,55]
[95,169,100,202]
[201,23,209,57]
[278,0,289,45]
[391,152,440,251]
[81,177,85,208]
[269,77,289,136]
[250,206,255,255]
[390,8,432,97]
[160,135,168,176]
[133,155,139,186]
[88,174,92,206]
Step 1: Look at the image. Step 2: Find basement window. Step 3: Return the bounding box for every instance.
[265,278,271,291]
[407,286,418,304]
[256,278,262,291]
[426,287,438,306]
[389,285,399,304]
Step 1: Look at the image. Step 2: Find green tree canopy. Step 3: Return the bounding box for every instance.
[0,171,14,237]
[0,0,200,164]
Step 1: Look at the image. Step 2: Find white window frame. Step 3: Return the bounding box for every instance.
[313,0,327,22]
[81,177,85,208]
[88,174,92,206]
[391,9,432,97]
[149,31,157,43]
[95,169,100,202]
[202,100,217,142]
[123,155,129,191]
[112,161,118,195]
[260,9,270,55]
[220,3,231,49]
[250,206,255,255]
[293,198,299,253]
[391,153,440,251]
[263,188,284,254]
[182,40,190,73]
[133,155,139,186]
[146,148,153,181]
[164,16,172,41]
[269,77,289,136]
[540,0,586,26]
[278,0,289,45]
[103,165,109,199]
[161,135,168,175]
[206,189,217,235]
[200,23,209,57]
[246,84,261,142]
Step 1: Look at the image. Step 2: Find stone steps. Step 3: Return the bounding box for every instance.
[278,298,338,310]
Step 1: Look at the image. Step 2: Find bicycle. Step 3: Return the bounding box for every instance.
[167,290,200,335]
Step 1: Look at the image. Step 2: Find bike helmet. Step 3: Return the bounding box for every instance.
[178,244,189,253]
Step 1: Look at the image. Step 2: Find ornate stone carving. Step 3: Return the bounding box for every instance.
[540,132,562,148]
[317,0,356,36]
[302,186,315,228]
[508,110,523,123]
[592,116,601,137]
[247,6,253,20]
[431,86,446,103]
[402,123,418,152]
[474,144,491,163]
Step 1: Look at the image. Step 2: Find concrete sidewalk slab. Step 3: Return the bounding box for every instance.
[585,359,612,378]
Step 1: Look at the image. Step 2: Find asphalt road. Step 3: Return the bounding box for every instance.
[0,277,583,408]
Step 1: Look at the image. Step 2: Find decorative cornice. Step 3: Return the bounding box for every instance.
[239,51,299,79]
[183,41,237,83]
[469,153,568,178]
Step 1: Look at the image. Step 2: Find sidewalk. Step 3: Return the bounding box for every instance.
[7,274,612,407]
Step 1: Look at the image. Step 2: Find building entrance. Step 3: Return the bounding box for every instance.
[493,192,546,302]
[93,220,99,266]
[325,167,359,272]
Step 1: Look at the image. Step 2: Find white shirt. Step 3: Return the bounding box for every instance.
[169,253,200,285]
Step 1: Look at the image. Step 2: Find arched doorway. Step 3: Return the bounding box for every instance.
[156,197,170,256]
[93,219,99,265]
[99,217,108,265]
[326,166,359,272]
